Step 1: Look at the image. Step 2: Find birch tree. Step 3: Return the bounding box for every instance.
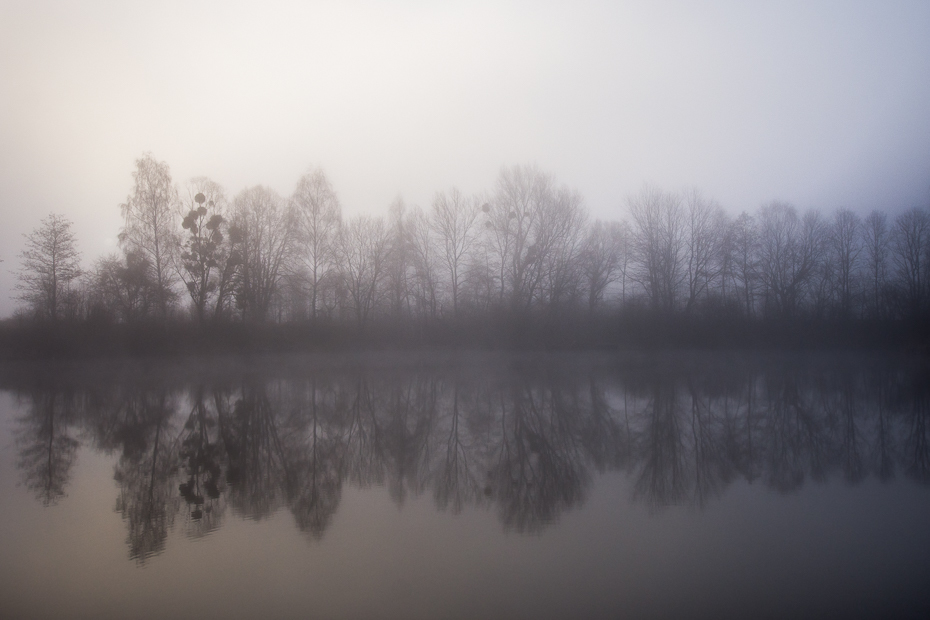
[119,154,179,319]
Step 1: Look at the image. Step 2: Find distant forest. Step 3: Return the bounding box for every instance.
[4,154,930,355]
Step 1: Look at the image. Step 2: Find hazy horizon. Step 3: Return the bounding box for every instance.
[2,1,929,318]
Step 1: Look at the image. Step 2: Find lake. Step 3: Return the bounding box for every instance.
[1,352,929,619]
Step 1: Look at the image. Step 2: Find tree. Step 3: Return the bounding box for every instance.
[337,215,389,328]
[119,153,180,319]
[230,185,296,322]
[757,202,825,317]
[291,168,342,321]
[487,165,575,315]
[90,251,159,322]
[863,210,891,318]
[683,189,726,313]
[729,212,759,317]
[383,198,414,320]
[16,213,82,320]
[829,208,863,319]
[582,219,630,313]
[407,205,440,320]
[431,187,481,317]
[177,178,229,323]
[535,186,588,315]
[891,206,930,318]
[628,186,686,312]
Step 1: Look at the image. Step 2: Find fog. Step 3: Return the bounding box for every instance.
[1,1,929,317]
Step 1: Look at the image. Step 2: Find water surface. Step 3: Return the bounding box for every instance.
[1,352,929,619]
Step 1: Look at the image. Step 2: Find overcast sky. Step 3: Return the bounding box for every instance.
[1,0,929,317]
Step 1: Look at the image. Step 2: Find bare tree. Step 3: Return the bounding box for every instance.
[757,202,825,317]
[536,186,588,315]
[384,198,414,320]
[863,210,891,318]
[487,165,553,313]
[431,187,481,317]
[407,206,440,320]
[89,252,158,322]
[486,165,587,316]
[628,186,686,312]
[683,189,725,312]
[337,215,390,328]
[16,213,82,320]
[291,168,342,321]
[119,153,179,319]
[730,212,759,317]
[582,220,622,314]
[230,185,296,322]
[890,206,930,318]
[830,208,863,319]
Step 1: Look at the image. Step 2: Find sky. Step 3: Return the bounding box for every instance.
[1,0,929,317]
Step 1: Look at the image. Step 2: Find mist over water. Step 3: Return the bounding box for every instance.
[3,4,930,617]
[2,352,929,618]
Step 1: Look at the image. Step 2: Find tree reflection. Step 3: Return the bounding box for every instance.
[221,382,293,520]
[432,383,482,514]
[178,385,226,538]
[15,388,80,505]
[491,380,589,533]
[634,382,688,509]
[760,371,830,493]
[285,378,342,540]
[902,374,930,484]
[8,354,930,555]
[112,389,179,562]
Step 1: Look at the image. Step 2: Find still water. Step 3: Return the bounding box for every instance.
[1,352,929,619]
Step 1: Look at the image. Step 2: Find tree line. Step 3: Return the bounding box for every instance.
[10,153,930,349]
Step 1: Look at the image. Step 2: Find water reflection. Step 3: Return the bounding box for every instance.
[7,354,929,561]
[14,388,80,505]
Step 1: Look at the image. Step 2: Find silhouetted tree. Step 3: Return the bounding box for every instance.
[863,210,891,319]
[830,208,863,319]
[537,186,588,317]
[582,220,628,314]
[292,168,342,321]
[337,215,389,328]
[432,188,481,317]
[15,213,82,321]
[383,199,416,320]
[230,185,296,322]
[119,153,179,319]
[757,202,826,317]
[487,165,552,313]
[729,212,759,317]
[628,186,686,311]
[683,189,726,313]
[89,251,159,322]
[177,178,229,323]
[891,206,930,318]
[406,205,441,320]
